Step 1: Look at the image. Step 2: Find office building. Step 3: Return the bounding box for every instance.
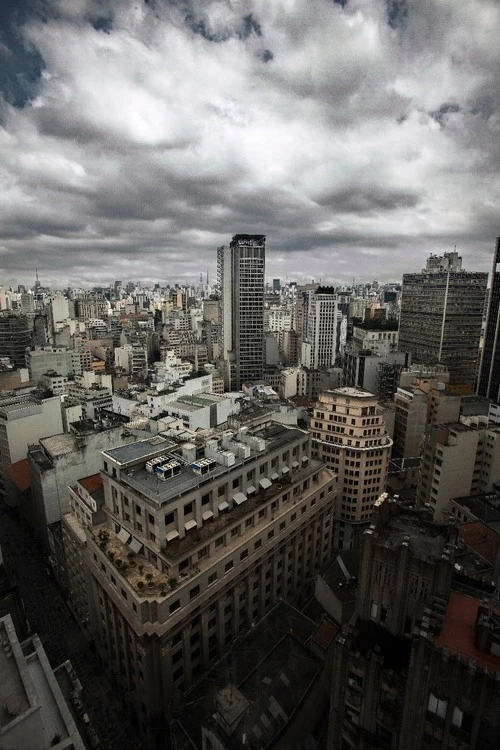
[478,237,500,403]
[25,346,73,383]
[328,494,500,750]
[218,234,266,390]
[398,253,487,394]
[311,387,392,548]
[70,424,336,742]
[300,287,342,370]
[0,313,32,368]
[74,292,107,321]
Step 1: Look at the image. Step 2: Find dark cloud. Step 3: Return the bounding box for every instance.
[0,0,499,287]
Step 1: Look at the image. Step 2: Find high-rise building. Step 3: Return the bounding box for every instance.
[68,425,336,743]
[478,237,500,403]
[300,286,342,370]
[218,234,266,390]
[311,387,393,548]
[0,313,32,368]
[398,253,487,394]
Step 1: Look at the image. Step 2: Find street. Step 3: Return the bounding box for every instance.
[0,508,144,750]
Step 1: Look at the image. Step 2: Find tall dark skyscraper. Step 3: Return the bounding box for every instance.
[217,234,265,390]
[478,237,500,403]
[398,253,488,394]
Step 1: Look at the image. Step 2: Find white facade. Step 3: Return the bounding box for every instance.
[300,290,341,370]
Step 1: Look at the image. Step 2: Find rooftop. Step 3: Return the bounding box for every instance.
[434,592,500,672]
[107,425,308,509]
[458,521,500,567]
[370,502,454,563]
[174,601,318,750]
[330,387,376,399]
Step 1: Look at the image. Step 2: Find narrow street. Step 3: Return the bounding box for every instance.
[0,508,144,750]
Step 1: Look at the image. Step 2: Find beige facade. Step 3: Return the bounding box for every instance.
[311,387,392,548]
[419,422,500,520]
[71,425,337,739]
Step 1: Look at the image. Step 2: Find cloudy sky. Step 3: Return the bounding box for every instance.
[0,0,499,288]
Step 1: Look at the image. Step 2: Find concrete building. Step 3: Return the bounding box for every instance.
[25,346,73,383]
[25,419,138,551]
[478,237,500,403]
[328,494,500,750]
[0,391,63,505]
[0,313,32,368]
[159,392,238,431]
[61,474,106,634]
[311,387,393,548]
[0,614,86,750]
[71,424,337,743]
[300,287,342,370]
[74,292,107,320]
[398,253,487,393]
[352,325,399,356]
[344,350,409,400]
[419,420,500,521]
[392,380,460,459]
[218,234,266,391]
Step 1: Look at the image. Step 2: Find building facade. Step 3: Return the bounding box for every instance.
[68,424,337,742]
[328,495,500,750]
[478,237,500,403]
[300,287,342,370]
[398,254,487,393]
[311,388,393,549]
[218,234,266,390]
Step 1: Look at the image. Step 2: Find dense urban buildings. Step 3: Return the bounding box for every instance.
[478,237,500,404]
[398,252,488,394]
[218,234,266,390]
[2,238,500,749]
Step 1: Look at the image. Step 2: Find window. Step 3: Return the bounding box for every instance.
[245,518,253,528]
[254,539,262,550]
[428,694,447,719]
[231,527,239,537]
[135,504,142,515]
[225,560,234,573]
[165,511,174,525]
[169,599,180,614]
[172,649,183,664]
[267,530,274,540]
[240,549,248,561]
[148,513,154,524]
[215,536,224,547]
[208,571,217,585]
[218,485,225,497]
[202,493,210,506]
[184,502,193,515]
[190,585,200,600]
[232,477,240,489]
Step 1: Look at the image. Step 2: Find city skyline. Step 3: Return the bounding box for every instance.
[0,0,499,287]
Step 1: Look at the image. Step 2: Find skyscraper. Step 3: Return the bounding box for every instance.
[218,234,265,391]
[478,237,500,403]
[300,286,342,370]
[398,253,487,394]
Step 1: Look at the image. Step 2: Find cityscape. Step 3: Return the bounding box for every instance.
[1,2,500,750]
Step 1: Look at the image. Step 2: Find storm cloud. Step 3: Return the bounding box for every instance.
[0,0,499,287]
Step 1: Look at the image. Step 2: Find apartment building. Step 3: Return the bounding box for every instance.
[311,387,392,548]
[76,424,337,741]
[419,420,500,521]
[398,254,487,393]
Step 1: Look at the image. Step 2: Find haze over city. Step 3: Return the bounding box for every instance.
[1,0,499,287]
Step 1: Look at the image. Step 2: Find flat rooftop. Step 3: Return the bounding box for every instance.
[435,592,500,672]
[331,386,375,399]
[106,425,308,508]
[376,507,452,563]
[174,601,317,749]
[103,435,176,466]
